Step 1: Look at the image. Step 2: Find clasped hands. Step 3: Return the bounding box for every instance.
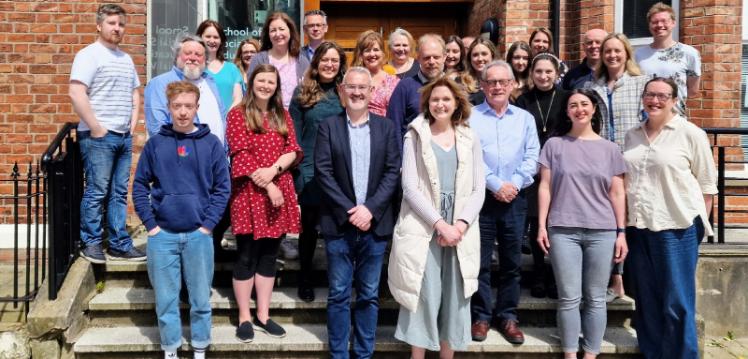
[493,183,518,203]
[250,167,284,207]
[348,205,373,231]
[435,219,468,247]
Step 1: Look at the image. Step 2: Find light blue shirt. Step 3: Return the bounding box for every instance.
[347,114,371,205]
[469,101,540,193]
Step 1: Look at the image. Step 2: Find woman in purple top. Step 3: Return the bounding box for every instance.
[536,89,628,359]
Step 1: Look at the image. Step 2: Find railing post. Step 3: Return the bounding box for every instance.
[717,146,725,244]
[11,163,19,308]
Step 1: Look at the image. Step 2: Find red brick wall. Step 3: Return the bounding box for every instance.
[0,1,148,224]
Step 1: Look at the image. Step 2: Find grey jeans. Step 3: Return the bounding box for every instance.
[548,227,615,354]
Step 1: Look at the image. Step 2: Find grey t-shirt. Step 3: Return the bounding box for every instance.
[538,136,626,230]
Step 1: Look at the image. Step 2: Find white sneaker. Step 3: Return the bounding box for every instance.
[279,237,299,260]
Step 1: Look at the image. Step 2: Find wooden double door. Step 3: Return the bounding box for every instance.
[321,2,469,53]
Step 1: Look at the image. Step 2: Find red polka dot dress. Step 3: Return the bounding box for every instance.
[226,107,302,239]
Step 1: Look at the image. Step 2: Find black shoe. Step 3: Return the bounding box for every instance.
[253,317,286,338]
[297,286,315,303]
[546,283,558,299]
[530,282,546,298]
[80,244,106,264]
[106,247,147,261]
[236,321,254,343]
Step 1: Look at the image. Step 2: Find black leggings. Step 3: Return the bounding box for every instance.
[232,235,281,280]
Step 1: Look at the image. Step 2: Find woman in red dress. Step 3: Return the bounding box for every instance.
[226,64,302,342]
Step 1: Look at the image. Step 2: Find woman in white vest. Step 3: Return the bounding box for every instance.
[389,76,485,358]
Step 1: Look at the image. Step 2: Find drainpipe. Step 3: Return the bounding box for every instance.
[551,0,560,55]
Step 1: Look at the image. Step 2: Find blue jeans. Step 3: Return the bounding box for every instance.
[471,191,527,323]
[147,229,214,351]
[325,230,387,359]
[79,131,133,252]
[627,219,703,359]
[548,227,615,354]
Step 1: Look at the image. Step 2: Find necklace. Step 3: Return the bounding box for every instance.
[534,89,556,133]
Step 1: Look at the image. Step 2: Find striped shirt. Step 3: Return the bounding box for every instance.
[70,41,140,133]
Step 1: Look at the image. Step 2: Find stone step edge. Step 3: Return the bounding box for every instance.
[88,286,635,312]
[73,324,639,354]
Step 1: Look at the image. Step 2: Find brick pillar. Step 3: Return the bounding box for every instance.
[682,1,742,128]
[558,0,615,63]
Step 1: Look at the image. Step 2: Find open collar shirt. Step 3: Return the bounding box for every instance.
[347,113,371,205]
[623,114,718,235]
[469,101,540,193]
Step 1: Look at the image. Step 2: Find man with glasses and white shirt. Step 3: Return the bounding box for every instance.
[468,60,539,345]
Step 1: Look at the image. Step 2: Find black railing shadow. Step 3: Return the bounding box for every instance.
[704,127,748,244]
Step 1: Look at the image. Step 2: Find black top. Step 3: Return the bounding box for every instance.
[396,61,421,79]
[561,58,594,90]
[515,86,569,147]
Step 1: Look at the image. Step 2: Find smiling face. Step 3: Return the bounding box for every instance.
[583,29,606,62]
[482,65,515,109]
[470,44,493,73]
[531,32,550,56]
[240,43,257,67]
[531,59,558,91]
[317,48,341,83]
[340,71,373,113]
[444,41,462,70]
[97,14,125,46]
[177,41,206,80]
[200,25,221,56]
[252,71,279,104]
[418,40,446,80]
[169,92,199,133]
[390,34,411,63]
[510,48,530,74]
[428,86,456,124]
[603,38,627,75]
[649,11,676,41]
[642,80,676,119]
[566,93,595,129]
[268,18,291,49]
[362,42,385,71]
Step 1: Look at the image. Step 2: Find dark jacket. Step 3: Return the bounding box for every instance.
[386,73,426,151]
[314,113,401,237]
[132,124,231,233]
[289,83,345,206]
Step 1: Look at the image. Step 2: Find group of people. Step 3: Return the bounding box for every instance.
[71,3,714,359]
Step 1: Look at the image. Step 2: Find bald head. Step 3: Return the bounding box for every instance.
[583,29,607,64]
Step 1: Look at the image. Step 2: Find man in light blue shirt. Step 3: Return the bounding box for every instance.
[468,60,539,345]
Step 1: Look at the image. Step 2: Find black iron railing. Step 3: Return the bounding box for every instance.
[704,128,748,244]
[41,122,82,300]
[0,162,46,308]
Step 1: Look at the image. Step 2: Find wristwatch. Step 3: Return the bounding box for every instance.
[616,227,625,235]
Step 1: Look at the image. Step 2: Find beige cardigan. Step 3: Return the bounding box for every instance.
[388,115,486,313]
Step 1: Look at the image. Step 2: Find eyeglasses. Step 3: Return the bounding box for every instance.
[642,92,673,101]
[342,84,370,92]
[482,79,514,88]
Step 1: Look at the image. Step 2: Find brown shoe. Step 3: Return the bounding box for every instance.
[498,319,525,344]
[471,320,489,342]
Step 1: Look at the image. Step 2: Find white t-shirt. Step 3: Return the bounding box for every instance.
[70,41,140,133]
[635,42,701,110]
[194,78,225,145]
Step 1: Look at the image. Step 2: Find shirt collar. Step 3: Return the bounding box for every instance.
[346,112,370,128]
[477,100,514,118]
[172,65,209,81]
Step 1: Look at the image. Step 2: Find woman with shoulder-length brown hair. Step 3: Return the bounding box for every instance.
[197,19,244,111]
[351,30,400,116]
[249,12,311,109]
[389,76,486,359]
[233,38,261,87]
[225,64,302,342]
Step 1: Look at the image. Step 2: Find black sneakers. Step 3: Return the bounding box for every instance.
[106,247,147,261]
[252,317,286,338]
[80,244,106,264]
[236,321,254,343]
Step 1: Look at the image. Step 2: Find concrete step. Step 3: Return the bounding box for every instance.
[87,286,635,327]
[73,324,640,358]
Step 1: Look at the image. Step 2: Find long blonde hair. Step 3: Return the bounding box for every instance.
[596,33,642,80]
[240,64,288,137]
[461,38,497,94]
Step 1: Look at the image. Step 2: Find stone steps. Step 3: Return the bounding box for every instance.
[73,324,640,358]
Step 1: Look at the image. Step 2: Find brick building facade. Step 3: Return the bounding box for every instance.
[0,0,743,225]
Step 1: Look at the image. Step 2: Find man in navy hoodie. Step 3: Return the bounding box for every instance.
[132,81,230,359]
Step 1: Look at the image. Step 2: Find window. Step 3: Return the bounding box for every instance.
[615,0,679,47]
[147,0,301,79]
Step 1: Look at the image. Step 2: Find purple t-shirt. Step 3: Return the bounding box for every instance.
[538,136,626,230]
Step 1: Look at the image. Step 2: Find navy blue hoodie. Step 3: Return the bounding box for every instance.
[132,124,230,233]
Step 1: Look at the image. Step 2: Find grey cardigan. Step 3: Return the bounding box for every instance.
[248,50,311,82]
